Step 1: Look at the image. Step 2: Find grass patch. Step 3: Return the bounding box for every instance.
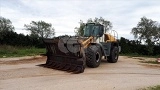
[121,53,160,64]
[139,85,160,90]
[140,60,159,64]
[120,53,160,58]
[0,45,46,58]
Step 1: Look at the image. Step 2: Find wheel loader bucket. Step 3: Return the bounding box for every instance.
[43,37,85,73]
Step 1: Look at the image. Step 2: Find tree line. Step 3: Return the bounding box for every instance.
[119,37,160,56]
[0,16,159,55]
[0,16,55,48]
[0,30,43,47]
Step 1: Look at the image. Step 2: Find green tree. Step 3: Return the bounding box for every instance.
[0,16,14,31]
[24,21,55,38]
[75,17,112,36]
[131,17,160,55]
[0,17,15,44]
[119,37,131,54]
[87,17,112,33]
[75,20,85,36]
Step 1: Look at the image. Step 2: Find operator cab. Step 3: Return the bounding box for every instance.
[83,23,104,37]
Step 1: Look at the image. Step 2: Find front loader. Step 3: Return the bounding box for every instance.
[43,23,120,73]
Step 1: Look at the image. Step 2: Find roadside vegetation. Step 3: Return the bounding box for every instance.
[139,85,160,90]
[120,53,160,58]
[0,16,53,58]
[120,54,160,65]
[140,60,159,64]
[0,45,45,58]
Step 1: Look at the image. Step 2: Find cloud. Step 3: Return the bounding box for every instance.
[0,0,160,39]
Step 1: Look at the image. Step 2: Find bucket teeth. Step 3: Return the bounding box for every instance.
[51,62,57,68]
[54,63,61,68]
[67,65,77,72]
[46,61,52,66]
[57,63,66,70]
[45,59,85,73]
[46,61,54,68]
[62,64,71,71]
[73,66,84,74]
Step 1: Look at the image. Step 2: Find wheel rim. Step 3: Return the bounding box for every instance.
[96,52,100,62]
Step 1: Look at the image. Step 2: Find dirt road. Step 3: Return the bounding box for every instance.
[0,56,160,90]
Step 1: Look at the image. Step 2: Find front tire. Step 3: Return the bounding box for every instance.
[107,46,119,63]
[86,45,102,68]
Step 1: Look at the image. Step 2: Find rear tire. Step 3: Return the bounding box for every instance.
[86,45,102,68]
[107,46,119,63]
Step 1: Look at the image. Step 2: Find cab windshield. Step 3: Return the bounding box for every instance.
[83,24,100,37]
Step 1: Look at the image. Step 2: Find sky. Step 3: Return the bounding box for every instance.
[0,0,160,40]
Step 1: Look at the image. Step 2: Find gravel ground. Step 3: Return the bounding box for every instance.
[0,56,160,90]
